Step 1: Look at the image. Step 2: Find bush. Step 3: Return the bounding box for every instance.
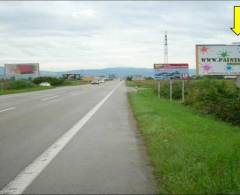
[131,79,240,125]
[155,80,184,100]
[126,76,133,81]
[4,80,35,90]
[145,76,154,80]
[184,79,240,125]
[33,77,64,86]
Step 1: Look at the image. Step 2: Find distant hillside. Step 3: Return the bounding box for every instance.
[64,67,155,77]
[0,66,196,78]
[51,67,196,77]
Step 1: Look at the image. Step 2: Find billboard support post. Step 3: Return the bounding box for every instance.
[0,82,3,92]
[196,45,199,76]
[158,80,161,98]
[236,76,240,88]
[182,80,185,102]
[169,80,172,101]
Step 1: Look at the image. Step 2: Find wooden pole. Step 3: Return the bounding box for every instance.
[0,79,4,93]
[170,79,172,101]
[0,82,2,93]
[182,80,185,102]
[158,80,161,98]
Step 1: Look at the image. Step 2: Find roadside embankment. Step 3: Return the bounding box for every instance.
[128,85,240,194]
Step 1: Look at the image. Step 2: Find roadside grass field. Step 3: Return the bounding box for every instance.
[0,79,89,96]
[128,88,240,194]
[62,80,90,86]
[0,86,53,95]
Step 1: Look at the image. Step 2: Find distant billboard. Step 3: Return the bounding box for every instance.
[196,44,240,75]
[5,63,39,79]
[154,63,189,80]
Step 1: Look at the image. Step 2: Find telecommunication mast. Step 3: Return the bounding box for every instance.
[164,31,168,64]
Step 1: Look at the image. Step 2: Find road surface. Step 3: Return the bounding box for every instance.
[0,80,155,194]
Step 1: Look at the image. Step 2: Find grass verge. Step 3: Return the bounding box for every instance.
[128,88,240,194]
[62,80,90,86]
[0,86,54,95]
[0,80,90,96]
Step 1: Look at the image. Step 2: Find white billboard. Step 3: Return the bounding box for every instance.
[196,45,240,75]
[5,63,39,79]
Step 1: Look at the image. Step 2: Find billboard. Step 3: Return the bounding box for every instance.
[154,63,189,80]
[5,63,39,79]
[196,44,240,75]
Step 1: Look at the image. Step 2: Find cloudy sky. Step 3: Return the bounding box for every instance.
[0,1,238,71]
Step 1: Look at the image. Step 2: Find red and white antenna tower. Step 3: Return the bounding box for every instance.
[164,31,168,64]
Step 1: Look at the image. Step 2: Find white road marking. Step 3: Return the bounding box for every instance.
[41,95,59,101]
[0,81,123,195]
[0,107,16,113]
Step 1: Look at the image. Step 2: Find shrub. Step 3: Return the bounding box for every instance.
[6,80,35,90]
[145,76,154,80]
[126,76,133,81]
[33,77,64,86]
[155,80,185,100]
[132,79,240,125]
[184,79,240,125]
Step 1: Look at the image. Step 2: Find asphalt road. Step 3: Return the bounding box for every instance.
[0,80,155,194]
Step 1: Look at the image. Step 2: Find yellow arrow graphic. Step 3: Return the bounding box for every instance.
[231,6,240,36]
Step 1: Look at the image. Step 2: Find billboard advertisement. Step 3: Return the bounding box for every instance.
[154,63,189,80]
[196,45,240,75]
[5,63,39,78]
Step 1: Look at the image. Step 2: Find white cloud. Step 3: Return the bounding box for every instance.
[72,9,96,18]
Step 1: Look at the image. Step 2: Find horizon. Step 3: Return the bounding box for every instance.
[0,65,196,73]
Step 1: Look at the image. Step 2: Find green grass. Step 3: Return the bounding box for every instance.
[128,88,240,194]
[127,80,156,88]
[0,79,90,96]
[0,86,53,95]
[62,80,90,86]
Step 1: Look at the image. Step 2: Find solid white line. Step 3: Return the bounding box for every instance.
[41,95,59,101]
[0,81,122,195]
[0,107,16,113]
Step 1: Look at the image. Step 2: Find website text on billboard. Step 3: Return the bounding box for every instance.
[196,44,240,75]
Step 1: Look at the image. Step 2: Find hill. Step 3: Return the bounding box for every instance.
[0,66,196,78]
[43,67,196,77]
[64,67,154,77]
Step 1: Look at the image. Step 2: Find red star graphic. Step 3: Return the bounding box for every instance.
[201,46,209,54]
